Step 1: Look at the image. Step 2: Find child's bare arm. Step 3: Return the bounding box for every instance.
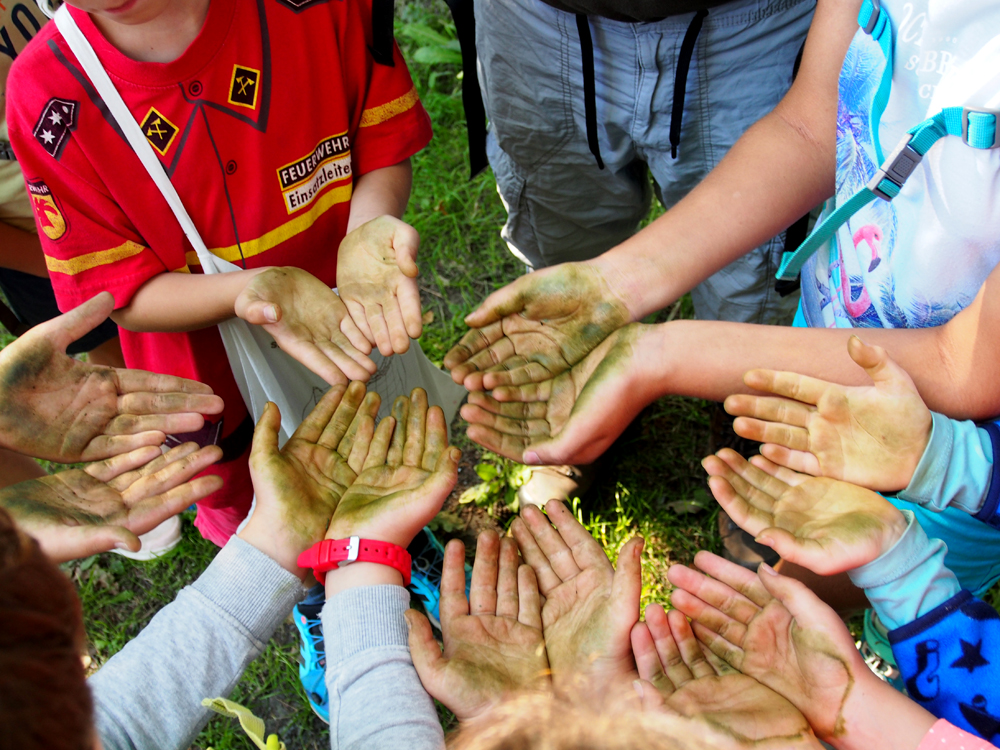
[444,0,854,393]
[0,222,49,277]
[112,267,266,332]
[113,265,376,386]
[337,159,424,356]
[463,264,1000,468]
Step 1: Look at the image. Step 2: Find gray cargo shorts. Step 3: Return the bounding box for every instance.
[475,0,815,324]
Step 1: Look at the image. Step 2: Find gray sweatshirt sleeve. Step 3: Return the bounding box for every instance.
[323,585,445,750]
[89,537,304,750]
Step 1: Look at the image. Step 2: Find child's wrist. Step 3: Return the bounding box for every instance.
[237,523,310,581]
[324,562,405,598]
[636,323,675,400]
[586,254,644,322]
[878,509,911,558]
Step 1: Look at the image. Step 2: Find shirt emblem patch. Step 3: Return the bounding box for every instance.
[228,64,261,110]
[26,179,67,241]
[32,98,78,160]
[276,132,352,214]
[140,107,179,156]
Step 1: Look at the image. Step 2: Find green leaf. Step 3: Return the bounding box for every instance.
[475,462,499,482]
[412,46,463,66]
[398,22,454,47]
[459,484,489,504]
[429,511,464,533]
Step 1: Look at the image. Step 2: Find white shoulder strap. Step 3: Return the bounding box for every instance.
[53,5,224,274]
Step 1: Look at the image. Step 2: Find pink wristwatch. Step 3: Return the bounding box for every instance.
[297,537,412,585]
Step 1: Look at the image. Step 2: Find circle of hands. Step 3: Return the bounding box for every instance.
[1,236,941,747]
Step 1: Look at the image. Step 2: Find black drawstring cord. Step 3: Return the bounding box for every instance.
[670,9,707,159]
[575,14,604,170]
[445,0,489,177]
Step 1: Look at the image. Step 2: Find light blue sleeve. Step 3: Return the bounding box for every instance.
[847,510,962,630]
[323,585,444,750]
[896,411,993,515]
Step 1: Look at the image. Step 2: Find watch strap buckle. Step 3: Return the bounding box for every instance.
[340,535,361,566]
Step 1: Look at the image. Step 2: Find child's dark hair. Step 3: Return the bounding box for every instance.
[0,506,93,750]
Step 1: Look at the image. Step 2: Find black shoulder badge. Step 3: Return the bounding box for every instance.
[32,98,79,160]
[273,0,333,12]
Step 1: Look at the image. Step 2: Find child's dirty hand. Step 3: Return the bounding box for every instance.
[337,215,423,357]
[408,530,549,723]
[460,323,655,465]
[1,441,223,563]
[241,383,379,578]
[724,336,932,492]
[236,266,376,386]
[702,449,908,575]
[511,499,642,698]
[325,388,461,549]
[0,291,224,463]
[668,551,934,746]
[631,603,818,747]
[444,262,632,391]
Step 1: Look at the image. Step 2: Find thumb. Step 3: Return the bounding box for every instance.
[418,447,461,512]
[33,291,115,353]
[752,527,803,566]
[393,222,420,278]
[405,609,445,688]
[40,525,141,564]
[250,402,281,466]
[847,335,913,389]
[633,679,668,712]
[464,279,526,327]
[611,536,644,617]
[236,286,281,325]
[522,421,584,465]
[432,446,462,485]
[756,562,835,627]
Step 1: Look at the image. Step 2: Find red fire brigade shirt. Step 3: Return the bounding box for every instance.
[6,0,432,542]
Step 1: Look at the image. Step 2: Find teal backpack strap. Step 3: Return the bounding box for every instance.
[777,107,999,281]
[859,0,894,163]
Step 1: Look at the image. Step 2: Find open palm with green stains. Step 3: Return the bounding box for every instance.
[444,262,632,392]
[668,551,912,747]
[1,441,222,562]
[460,323,656,465]
[702,448,908,575]
[325,388,461,547]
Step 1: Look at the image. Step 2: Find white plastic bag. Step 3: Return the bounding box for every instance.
[54,7,467,445]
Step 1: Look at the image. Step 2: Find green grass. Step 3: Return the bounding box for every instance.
[1,3,723,747]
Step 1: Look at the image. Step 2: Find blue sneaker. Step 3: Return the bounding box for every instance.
[407,526,471,629]
[293,584,329,723]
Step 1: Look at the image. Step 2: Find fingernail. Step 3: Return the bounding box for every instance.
[524,451,540,465]
[759,562,778,576]
[114,542,133,551]
[265,305,279,323]
[632,680,644,698]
